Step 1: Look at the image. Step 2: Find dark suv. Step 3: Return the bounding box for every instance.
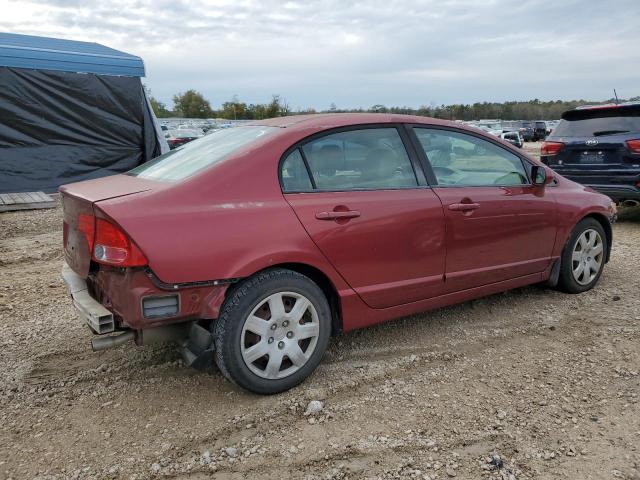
[541,103,640,205]
[520,122,535,141]
[534,121,548,141]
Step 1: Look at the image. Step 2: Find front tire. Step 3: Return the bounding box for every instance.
[213,268,331,394]
[557,218,607,293]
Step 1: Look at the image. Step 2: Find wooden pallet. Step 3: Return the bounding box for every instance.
[0,191,56,212]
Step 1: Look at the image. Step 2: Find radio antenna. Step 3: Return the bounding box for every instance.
[614,89,620,104]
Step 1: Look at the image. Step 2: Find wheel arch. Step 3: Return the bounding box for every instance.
[225,262,343,336]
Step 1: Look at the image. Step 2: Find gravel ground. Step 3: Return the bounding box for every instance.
[1,149,639,479]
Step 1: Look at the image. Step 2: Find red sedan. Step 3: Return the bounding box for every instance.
[60,114,615,394]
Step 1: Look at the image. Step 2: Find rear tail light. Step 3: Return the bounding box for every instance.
[626,139,640,154]
[541,141,564,156]
[78,213,96,251]
[78,212,147,267]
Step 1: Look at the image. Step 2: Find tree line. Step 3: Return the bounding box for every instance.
[147,89,292,120]
[146,87,639,121]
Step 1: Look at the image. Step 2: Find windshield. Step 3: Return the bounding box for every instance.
[129,126,277,181]
[553,114,640,137]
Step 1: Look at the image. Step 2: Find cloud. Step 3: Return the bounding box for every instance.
[0,0,638,109]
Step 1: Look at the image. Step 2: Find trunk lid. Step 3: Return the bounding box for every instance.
[60,174,158,277]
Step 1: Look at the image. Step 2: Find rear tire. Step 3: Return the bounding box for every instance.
[557,218,607,294]
[213,268,331,394]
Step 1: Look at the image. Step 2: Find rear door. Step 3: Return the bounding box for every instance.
[281,126,446,309]
[411,126,557,293]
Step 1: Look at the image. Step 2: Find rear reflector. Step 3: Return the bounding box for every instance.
[541,141,564,156]
[142,295,179,319]
[626,139,640,154]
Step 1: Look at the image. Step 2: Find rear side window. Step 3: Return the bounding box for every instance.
[298,128,418,191]
[129,126,277,181]
[281,149,313,191]
[414,128,528,186]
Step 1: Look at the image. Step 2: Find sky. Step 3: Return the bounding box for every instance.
[0,0,638,110]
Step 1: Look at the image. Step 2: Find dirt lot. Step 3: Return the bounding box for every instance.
[1,145,639,479]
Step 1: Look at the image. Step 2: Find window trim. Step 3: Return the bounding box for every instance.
[278,124,427,194]
[407,124,535,188]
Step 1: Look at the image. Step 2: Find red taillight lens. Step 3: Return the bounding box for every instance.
[541,141,564,156]
[626,139,640,154]
[78,213,147,266]
[93,217,148,266]
[78,213,95,251]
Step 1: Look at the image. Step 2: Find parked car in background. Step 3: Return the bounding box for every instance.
[60,114,615,394]
[534,121,548,141]
[501,130,523,148]
[541,102,640,206]
[520,122,535,142]
[165,129,204,149]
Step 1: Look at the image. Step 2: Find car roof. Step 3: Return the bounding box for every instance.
[562,102,640,121]
[573,101,640,111]
[244,113,459,130]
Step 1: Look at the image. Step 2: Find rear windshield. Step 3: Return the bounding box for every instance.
[129,126,277,181]
[553,109,640,137]
[172,130,202,138]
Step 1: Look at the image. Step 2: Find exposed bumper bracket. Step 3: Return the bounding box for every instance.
[62,263,115,334]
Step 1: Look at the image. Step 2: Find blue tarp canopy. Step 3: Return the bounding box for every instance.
[0,32,145,77]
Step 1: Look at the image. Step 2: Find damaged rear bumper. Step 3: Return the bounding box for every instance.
[61,262,219,366]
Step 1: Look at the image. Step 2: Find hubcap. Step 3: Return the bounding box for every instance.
[240,292,320,380]
[571,229,604,286]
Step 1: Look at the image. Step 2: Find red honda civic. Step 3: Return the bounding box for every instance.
[60,114,615,394]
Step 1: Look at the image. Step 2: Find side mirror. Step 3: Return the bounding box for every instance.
[532,165,553,186]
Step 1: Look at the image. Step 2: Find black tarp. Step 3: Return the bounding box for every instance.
[0,66,164,193]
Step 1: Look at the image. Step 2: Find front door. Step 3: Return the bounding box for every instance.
[411,127,557,292]
[281,126,446,308]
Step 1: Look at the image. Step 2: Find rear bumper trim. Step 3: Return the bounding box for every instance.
[62,262,115,334]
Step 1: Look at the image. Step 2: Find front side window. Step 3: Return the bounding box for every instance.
[300,128,418,190]
[413,128,529,186]
[129,126,277,181]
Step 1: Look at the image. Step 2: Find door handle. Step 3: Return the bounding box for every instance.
[315,210,361,220]
[448,202,480,211]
